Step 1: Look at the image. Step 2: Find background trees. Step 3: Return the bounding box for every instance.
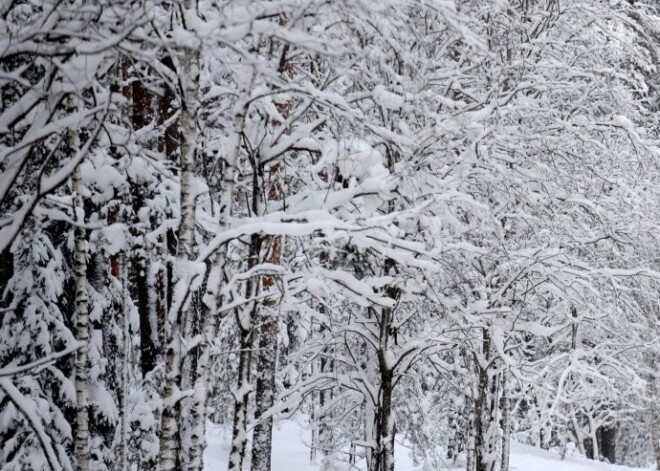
[3,1,660,471]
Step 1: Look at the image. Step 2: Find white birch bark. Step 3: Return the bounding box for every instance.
[225,65,258,471]
[228,324,253,471]
[159,1,200,469]
[651,372,660,470]
[365,400,376,471]
[189,124,242,469]
[467,409,476,471]
[188,28,262,469]
[176,1,199,264]
[188,258,220,471]
[588,414,599,460]
[118,253,129,471]
[73,164,90,471]
[500,370,511,471]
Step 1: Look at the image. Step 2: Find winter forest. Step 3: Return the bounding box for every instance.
[6,0,660,471]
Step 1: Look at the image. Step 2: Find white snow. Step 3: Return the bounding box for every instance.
[205,419,321,471]
[203,419,654,471]
[372,85,404,110]
[511,446,652,471]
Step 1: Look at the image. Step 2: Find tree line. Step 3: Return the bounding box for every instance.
[2,1,660,471]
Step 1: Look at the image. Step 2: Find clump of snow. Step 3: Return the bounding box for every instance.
[89,383,119,424]
[129,392,157,431]
[316,139,388,183]
[97,223,128,257]
[80,151,126,203]
[337,139,388,181]
[372,85,404,110]
[126,157,152,184]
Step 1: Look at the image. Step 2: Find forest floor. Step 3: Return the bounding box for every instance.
[203,419,655,471]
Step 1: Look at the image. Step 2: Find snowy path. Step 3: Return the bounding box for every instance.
[203,420,655,471]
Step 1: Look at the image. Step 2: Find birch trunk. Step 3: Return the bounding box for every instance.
[225,66,258,471]
[651,372,660,470]
[73,164,90,471]
[228,230,261,471]
[365,399,376,471]
[313,320,332,459]
[118,258,129,471]
[648,356,660,468]
[474,330,498,471]
[158,1,200,469]
[111,250,129,471]
[175,3,199,263]
[474,338,488,471]
[228,229,262,471]
[228,226,262,471]
[187,261,220,471]
[466,409,476,471]
[376,306,395,471]
[588,415,599,460]
[188,82,244,467]
[228,325,254,471]
[500,370,511,471]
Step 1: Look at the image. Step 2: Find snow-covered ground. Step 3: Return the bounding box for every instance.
[203,419,655,471]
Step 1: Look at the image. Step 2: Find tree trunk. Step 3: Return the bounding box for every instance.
[649,368,660,470]
[597,425,616,464]
[467,409,476,471]
[569,406,586,456]
[365,400,376,471]
[188,146,237,470]
[375,306,395,471]
[500,370,511,471]
[227,324,253,470]
[225,66,258,471]
[73,164,90,471]
[135,254,157,377]
[158,1,200,468]
[587,415,599,461]
[250,159,285,471]
[112,251,129,471]
[474,330,498,471]
[313,320,332,460]
[159,290,183,471]
[250,309,279,471]
[228,231,261,471]
[652,377,660,470]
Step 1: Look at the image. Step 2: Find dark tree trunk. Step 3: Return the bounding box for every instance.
[375,318,395,471]
[228,234,261,471]
[585,436,595,460]
[227,326,253,471]
[474,330,497,471]
[597,426,616,463]
[250,311,279,471]
[251,159,284,471]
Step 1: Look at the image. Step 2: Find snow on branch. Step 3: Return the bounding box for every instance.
[0,378,64,471]
[0,342,83,378]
